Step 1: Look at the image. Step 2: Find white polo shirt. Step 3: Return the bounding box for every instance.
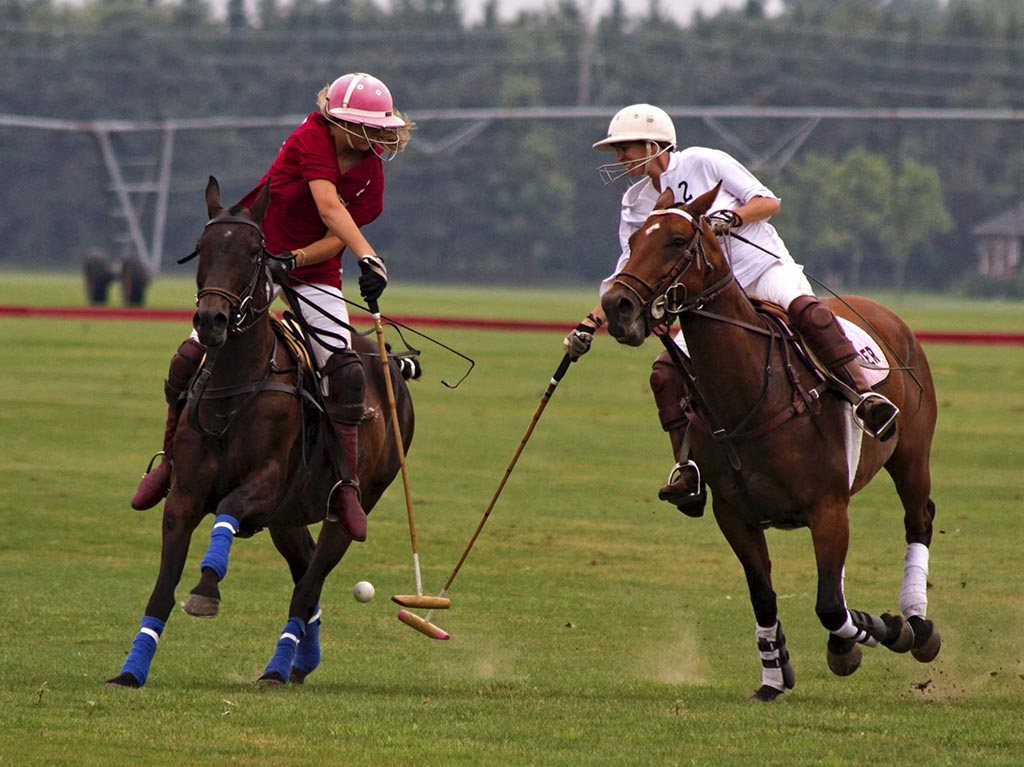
[600,147,795,296]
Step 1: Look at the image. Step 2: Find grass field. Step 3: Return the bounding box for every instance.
[1,273,1023,766]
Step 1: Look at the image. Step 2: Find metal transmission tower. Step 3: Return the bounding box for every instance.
[4,106,1024,281]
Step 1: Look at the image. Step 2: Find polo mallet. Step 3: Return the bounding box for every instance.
[367,297,451,628]
[397,353,573,640]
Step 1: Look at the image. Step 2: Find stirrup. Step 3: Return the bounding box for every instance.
[131,451,172,511]
[854,392,899,441]
[659,460,706,518]
[325,479,367,542]
[324,479,359,523]
[142,450,166,475]
[666,459,701,490]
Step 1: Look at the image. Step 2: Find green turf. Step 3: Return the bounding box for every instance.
[1,275,1022,766]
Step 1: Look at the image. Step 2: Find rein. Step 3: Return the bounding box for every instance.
[611,208,757,333]
[624,207,827,468]
[727,229,922,391]
[181,214,298,440]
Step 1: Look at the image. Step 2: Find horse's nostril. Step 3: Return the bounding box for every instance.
[213,313,228,331]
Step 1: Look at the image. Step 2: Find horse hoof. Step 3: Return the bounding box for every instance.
[826,637,863,677]
[182,592,220,618]
[907,616,942,663]
[751,685,785,702]
[105,672,141,688]
[881,613,914,653]
[289,668,309,685]
[257,672,287,689]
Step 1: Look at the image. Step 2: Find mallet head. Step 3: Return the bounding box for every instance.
[397,610,450,640]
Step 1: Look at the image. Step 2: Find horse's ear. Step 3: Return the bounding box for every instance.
[205,176,223,219]
[654,188,675,211]
[249,181,271,224]
[686,181,723,219]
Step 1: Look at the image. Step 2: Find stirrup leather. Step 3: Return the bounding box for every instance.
[854,392,899,440]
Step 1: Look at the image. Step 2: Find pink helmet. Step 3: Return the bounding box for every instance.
[324,73,406,129]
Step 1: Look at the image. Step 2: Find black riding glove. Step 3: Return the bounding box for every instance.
[268,252,298,285]
[358,255,388,302]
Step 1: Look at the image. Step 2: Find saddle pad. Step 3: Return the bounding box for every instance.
[838,318,888,389]
[272,313,314,375]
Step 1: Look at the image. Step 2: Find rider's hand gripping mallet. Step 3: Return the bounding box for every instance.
[396,354,573,639]
[367,297,452,641]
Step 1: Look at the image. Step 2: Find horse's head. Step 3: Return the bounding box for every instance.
[191,176,272,348]
[601,182,731,346]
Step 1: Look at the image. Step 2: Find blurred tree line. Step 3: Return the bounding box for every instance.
[1,0,1023,294]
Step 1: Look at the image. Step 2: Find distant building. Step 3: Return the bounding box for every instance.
[973,202,1024,280]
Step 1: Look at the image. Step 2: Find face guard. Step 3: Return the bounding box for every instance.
[596,141,673,184]
[323,114,403,162]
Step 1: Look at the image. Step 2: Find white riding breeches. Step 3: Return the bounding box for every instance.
[285,282,352,368]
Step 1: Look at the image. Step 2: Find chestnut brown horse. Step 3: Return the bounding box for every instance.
[601,184,941,700]
[107,177,415,688]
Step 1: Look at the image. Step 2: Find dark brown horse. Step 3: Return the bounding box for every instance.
[107,177,414,688]
[601,184,941,700]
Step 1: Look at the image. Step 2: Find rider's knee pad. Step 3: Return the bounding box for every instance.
[650,355,688,432]
[787,295,831,330]
[164,338,206,405]
[322,350,365,424]
[788,295,854,367]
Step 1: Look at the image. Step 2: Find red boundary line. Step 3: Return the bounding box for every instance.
[1,304,1022,344]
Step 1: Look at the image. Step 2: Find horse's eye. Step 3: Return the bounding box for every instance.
[669,236,689,249]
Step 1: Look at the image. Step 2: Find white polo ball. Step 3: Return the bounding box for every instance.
[353,580,375,603]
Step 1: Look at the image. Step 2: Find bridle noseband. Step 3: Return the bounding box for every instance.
[611,208,734,328]
[179,214,274,335]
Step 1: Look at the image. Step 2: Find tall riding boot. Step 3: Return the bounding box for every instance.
[322,350,368,541]
[131,338,205,510]
[326,421,367,542]
[788,296,899,441]
[650,352,706,517]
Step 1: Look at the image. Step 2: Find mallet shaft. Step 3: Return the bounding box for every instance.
[369,299,424,597]
[438,354,572,597]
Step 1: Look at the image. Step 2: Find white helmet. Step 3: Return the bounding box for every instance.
[593,104,676,183]
[593,104,676,151]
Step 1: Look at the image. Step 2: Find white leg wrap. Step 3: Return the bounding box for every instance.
[899,542,929,618]
[756,622,784,690]
[833,611,879,647]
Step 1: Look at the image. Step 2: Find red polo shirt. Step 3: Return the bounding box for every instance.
[239,111,384,289]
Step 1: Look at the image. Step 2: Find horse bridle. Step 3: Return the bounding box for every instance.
[610,208,736,330]
[179,214,275,335]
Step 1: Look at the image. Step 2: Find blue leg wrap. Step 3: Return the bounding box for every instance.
[262,616,305,682]
[119,615,166,687]
[200,514,238,581]
[293,606,322,675]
